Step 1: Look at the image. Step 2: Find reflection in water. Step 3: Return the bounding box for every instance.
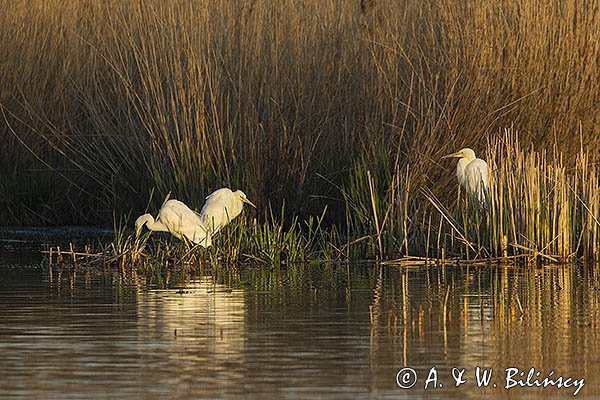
[135,277,246,396]
[457,267,598,398]
[0,262,598,398]
[366,265,599,398]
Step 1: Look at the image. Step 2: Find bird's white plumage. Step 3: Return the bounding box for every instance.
[135,199,211,247]
[455,157,470,188]
[200,188,255,234]
[464,158,488,203]
[444,147,489,205]
[135,188,255,246]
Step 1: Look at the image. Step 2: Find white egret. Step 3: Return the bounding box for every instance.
[200,188,256,234]
[135,199,211,247]
[443,148,489,204]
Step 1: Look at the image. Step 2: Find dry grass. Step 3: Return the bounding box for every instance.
[486,130,600,261]
[1,1,599,261]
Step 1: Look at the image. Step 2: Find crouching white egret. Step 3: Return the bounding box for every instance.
[200,188,256,234]
[135,199,212,247]
[443,148,489,205]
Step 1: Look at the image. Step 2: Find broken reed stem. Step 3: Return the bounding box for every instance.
[69,243,77,269]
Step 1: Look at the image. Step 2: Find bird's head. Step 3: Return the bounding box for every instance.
[442,148,476,161]
[236,190,257,208]
[134,214,150,236]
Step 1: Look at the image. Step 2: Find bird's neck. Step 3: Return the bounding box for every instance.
[135,213,153,230]
[147,217,168,232]
[458,158,470,169]
[137,214,168,232]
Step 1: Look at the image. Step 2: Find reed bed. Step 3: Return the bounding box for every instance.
[343,129,600,262]
[2,1,599,264]
[45,204,337,270]
[486,131,600,261]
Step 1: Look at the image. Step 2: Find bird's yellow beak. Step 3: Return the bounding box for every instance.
[242,197,257,208]
[442,151,463,159]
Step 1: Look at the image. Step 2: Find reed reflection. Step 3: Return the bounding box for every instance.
[1,262,599,398]
[367,264,600,396]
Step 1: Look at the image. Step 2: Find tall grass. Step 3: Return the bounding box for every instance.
[351,129,600,261]
[2,1,599,262]
[486,130,600,261]
[88,202,333,270]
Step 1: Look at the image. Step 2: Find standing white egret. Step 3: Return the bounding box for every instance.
[135,199,211,247]
[443,148,489,204]
[200,188,256,234]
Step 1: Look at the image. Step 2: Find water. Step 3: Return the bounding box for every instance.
[1,230,599,398]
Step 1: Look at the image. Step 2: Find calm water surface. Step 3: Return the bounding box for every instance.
[1,230,599,399]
